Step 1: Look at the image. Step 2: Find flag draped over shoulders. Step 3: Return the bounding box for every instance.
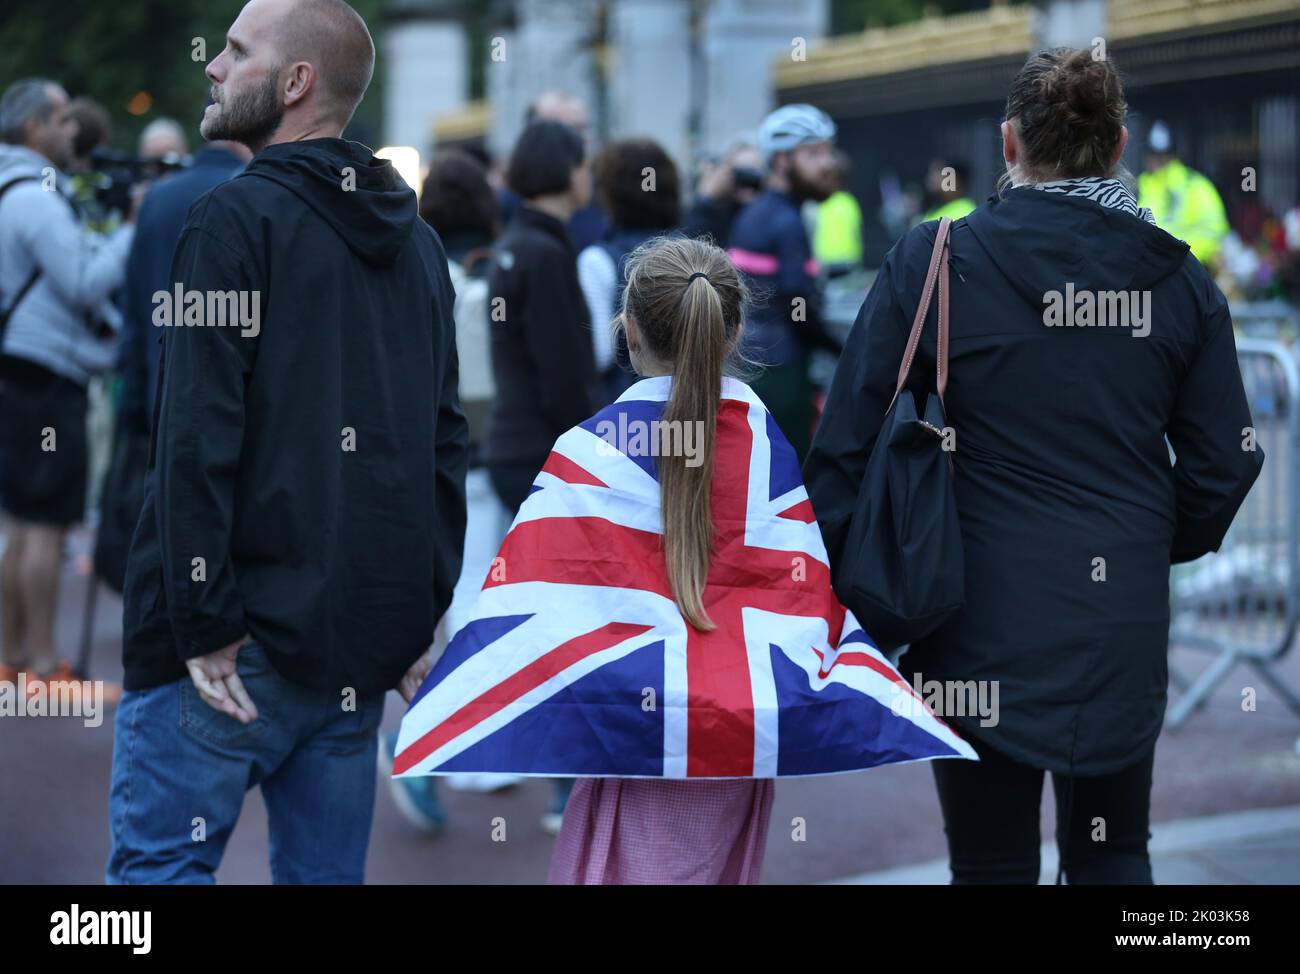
[395,375,977,779]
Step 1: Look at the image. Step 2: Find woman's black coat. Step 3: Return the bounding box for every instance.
[804,187,1264,776]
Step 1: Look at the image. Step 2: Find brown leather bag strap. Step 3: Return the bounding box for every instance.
[893,216,952,404]
[936,222,951,399]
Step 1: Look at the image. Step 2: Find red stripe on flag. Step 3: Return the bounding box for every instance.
[814,647,910,688]
[684,401,758,777]
[392,621,654,776]
[540,451,609,488]
[776,498,816,522]
[814,647,959,730]
[485,517,673,599]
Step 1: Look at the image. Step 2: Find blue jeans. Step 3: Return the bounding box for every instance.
[106,641,385,884]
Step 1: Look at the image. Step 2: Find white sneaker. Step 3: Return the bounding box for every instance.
[447,773,523,793]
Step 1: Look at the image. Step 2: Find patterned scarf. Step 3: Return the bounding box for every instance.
[1028,175,1155,224]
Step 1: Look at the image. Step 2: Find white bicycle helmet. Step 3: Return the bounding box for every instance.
[758,104,837,164]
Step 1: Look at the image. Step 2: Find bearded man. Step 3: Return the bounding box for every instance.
[725,104,844,460]
[106,0,467,884]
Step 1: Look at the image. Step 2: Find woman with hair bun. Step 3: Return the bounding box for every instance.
[806,48,1263,884]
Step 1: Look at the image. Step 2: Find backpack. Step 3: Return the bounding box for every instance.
[597,227,665,380]
[446,248,495,443]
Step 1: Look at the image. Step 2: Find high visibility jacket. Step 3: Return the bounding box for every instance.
[813,189,863,266]
[1138,159,1228,265]
[923,196,976,222]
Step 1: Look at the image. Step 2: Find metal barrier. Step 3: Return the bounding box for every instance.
[1230,300,1300,342]
[1167,336,1300,728]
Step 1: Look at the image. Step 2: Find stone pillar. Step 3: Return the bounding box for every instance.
[384,19,467,155]
[486,0,599,161]
[701,0,828,156]
[608,0,693,170]
[1032,0,1107,49]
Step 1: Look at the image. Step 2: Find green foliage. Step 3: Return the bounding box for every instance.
[0,0,387,152]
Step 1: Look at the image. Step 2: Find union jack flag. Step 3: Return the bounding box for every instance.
[394,377,976,778]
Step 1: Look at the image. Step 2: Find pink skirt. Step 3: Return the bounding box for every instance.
[547,777,775,885]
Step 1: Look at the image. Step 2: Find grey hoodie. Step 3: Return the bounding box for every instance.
[0,143,133,385]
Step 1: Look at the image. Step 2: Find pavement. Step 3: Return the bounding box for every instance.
[838,805,1300,884]
[3,470,1300,884]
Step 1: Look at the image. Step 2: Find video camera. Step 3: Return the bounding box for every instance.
[87,147,188,215]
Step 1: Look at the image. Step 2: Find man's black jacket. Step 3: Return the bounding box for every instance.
[122,138,468,696]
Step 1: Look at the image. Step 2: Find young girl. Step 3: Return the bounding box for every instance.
[391,236,973,884]
[548,237,773,884]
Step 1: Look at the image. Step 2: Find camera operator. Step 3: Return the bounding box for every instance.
[137,117,189,168]
[65,97,116,231]
[681,142,764,245]
[0,78,134,692]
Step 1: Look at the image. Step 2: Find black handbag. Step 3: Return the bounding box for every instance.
[834,217,964,650]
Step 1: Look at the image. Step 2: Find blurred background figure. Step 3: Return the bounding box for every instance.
[64,97,115,232]
[920,157,976,223]
[812,148,864,273]
[1138,120,1229,271]
[93,134,249,601]
[485,119,597,517]
[65,97,112,175]
[578,137,681,405]
[419,149,499,461]
[115,135,248,438]
[486,119,599,833]
[62,96,124,544]
[498,91,607,253]
[137,117,188,165]
[727,103,842,460]
[389,150,514,828]
[0,78,132,694]
[682,141,764,246]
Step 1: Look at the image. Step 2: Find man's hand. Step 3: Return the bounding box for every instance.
[186,637,258,723]
[398,652,434,705]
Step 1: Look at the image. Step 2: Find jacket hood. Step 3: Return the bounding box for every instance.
[241,138,416,266]
[964,187,1190,311]
[0,144,54,185]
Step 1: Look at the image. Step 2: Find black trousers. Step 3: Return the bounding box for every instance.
[930,732,1155,885]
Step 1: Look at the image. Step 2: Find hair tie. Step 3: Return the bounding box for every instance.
[687,272,711,285]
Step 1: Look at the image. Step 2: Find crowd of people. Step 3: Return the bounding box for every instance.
[0,0,1273,886]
